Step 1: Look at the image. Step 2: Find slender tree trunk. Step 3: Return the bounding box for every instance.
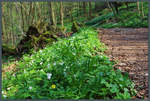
[10,3,14,47]
[49,2,56,27]
[31,4,35,25]
[83,2,86,17]
[137,2,141,16]
[22,3,28,27]
[60,2,64,27]
[141,2,144,18]
[15,3,24,38]
[20,2,25,32]
[28,3,33,25]
[89,2,92,18]
[37,2,42,21]
[2,3,6,43]
[76,2,79,17]
[79,2,82,15]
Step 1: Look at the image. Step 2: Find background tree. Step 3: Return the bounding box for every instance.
[60,2,64,27]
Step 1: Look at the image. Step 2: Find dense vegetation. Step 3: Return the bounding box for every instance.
[2,29,136,99]
[2,1,148,100]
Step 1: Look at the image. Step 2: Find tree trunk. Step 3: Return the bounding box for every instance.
[20,2,25,32]
[60,2,64,27]
[83,2,86,17]
[2,3,7,43]
[137,2,141,16]
[141,2,144,18]
[49,2,56,27]
[89,2,92,18]
[10,3,14,47]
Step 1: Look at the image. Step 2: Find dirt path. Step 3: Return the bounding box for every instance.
[98,28,148,99]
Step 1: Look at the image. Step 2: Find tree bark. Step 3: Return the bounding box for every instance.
[137,2,141,16]
[2,3,7,42]
[60,2,64,27]
[20,2,25,32]
[141,2,144,18]
[83,2,86,17]
[49,2,56,27]
[89,2,92,18]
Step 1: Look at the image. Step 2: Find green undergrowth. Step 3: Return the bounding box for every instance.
[2,28,136,99]
[99,10,148,28]
[2,55,17,69]
[86,2,148,28]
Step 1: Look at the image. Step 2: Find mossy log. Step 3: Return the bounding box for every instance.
[16,21,66,53]
[2,44,16,55]
[71,21,84,33]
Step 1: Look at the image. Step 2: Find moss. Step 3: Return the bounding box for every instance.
[71,21,80,33]
[2,44,16,55]
[16,21,64,53]
[31,30,57,50]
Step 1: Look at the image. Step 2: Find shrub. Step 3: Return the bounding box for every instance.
[2,28,136,99]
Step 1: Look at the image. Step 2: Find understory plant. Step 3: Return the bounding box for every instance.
[2,28,136,99]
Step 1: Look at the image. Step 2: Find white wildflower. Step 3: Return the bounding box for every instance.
[2,91,4,94]
[13,73,16,77]
[7,88,10,90]
[59,62,64,65]
[47,73,52,80]
[3,94,7,98]
[39,50,42,53]
[29,86,32,90]
[31,60,34,63]
[47,58,50,61]
[72,53,76,56]
[29,62,32,65]
[24,70,26,73]
[64,68,66,72]
[53,62,56,66]
[64,72,67,76]
[40,62,43,65]
[47,64,50,68]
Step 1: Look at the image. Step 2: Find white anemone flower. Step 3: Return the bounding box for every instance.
[72,53,76,56]
[3,95,7,98]
[7,88,10,90]
[29,86,32,90]
[64,72,67,76]
[53,62,56,66]
[24,70,27,73]
[47,73,52,80]
[31,60,34,63]
[39,50,42,53]
[59,62,64,65]
[47,64,50,68]
[64,68,66,72]
[13,73,16,77]
[40,62,43,65]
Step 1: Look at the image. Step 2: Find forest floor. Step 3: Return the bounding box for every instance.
[98,28,148,99]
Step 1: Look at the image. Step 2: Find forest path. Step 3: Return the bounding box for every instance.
[98,28,148,99]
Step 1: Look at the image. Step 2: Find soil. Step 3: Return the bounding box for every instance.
[98,28,148,99]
